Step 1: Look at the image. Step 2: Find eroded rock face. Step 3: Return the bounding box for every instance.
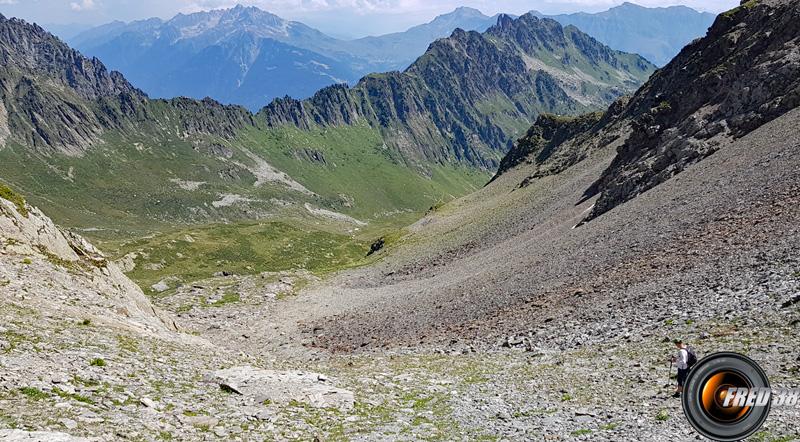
[585,0,800,220]
[0,198,79,262]
[207,366,355,410]
[0,194,181,338]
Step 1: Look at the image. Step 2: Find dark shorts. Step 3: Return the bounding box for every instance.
[677,368,690,387]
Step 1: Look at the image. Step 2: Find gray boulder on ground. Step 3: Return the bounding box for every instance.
[207,366,355,410]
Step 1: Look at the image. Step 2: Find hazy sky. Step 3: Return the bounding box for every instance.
[0,0,738,38]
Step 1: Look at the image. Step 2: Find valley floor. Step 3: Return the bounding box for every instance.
[3,109,800,442]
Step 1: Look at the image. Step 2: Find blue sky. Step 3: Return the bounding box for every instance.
[0,0,739,38]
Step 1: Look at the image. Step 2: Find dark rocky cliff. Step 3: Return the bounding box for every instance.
[585,0,800,220]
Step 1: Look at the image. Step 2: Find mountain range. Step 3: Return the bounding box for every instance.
[301,0,800,357]
[536,2,717,66]
[67,3,711,111]
[67,6,501,111]
[0,11,652,235]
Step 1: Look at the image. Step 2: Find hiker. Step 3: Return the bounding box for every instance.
[671,339,697,397]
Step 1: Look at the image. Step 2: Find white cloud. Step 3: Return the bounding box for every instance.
[70,0,97,11]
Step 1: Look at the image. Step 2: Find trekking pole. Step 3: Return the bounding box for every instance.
[667,360,673,387]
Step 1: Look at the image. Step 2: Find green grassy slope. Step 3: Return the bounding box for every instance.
[0,121,488,291]
[239,123,489,220]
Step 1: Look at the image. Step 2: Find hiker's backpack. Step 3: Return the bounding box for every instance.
[686,346,698,369]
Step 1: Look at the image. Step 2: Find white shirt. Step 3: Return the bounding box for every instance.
[676,347,689,370]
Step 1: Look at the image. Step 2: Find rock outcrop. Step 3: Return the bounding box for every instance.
[492,111,604,181]
[583,0,800,220]
[0,186,179,337]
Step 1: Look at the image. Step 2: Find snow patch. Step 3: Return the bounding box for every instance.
[309,60,331,70]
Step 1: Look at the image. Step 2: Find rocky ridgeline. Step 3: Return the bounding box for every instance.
[584,0,800,220]
[492,111,605,180]
[0,14,144,153]
[0,14,256,154]
[493,0,800,224]
[259,13,655,170]
[0,10,654,172]
[0,15,139,101]
[0,189,178,339]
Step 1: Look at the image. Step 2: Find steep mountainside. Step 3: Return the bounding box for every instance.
[539,2,716,66]
[583,0,800,220]
[260,13,655,170]
[494,0,800,223]
[0,14,255,154]
[0,16,144,153]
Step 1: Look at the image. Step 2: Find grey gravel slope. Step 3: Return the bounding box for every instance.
[300,105,800,352]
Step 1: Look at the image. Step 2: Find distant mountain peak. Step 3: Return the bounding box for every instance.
[613,1,705,13]
[449,6,486,16]
[537,3,717,66]
[428,6,491,27]
[494,13,517,28]
[224,4,281,19]
[491,12,552,34]
[159,5,290,41]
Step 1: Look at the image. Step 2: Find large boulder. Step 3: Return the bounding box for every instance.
[208,366,355,410]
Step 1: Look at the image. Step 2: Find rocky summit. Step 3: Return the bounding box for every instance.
[1,0,799,441]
